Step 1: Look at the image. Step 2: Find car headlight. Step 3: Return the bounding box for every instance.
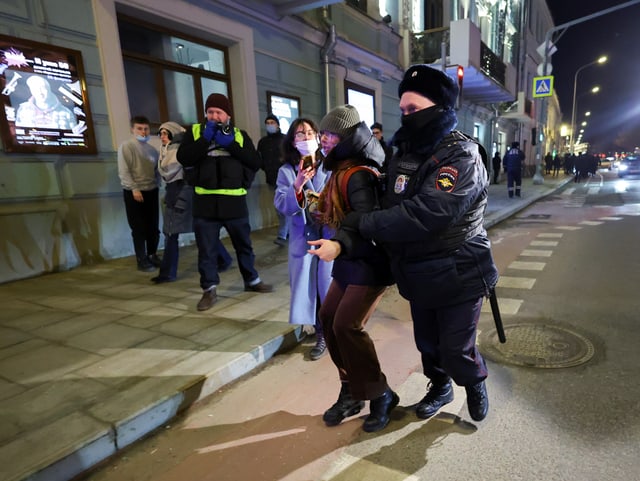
[619,164,628,171]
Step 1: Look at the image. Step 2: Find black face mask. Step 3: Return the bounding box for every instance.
[400,105,445,136]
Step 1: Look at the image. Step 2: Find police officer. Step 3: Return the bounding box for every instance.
[503,141,525,197]
[340,65,499,423]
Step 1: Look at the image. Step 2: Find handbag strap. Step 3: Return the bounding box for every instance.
[339,165,380,212]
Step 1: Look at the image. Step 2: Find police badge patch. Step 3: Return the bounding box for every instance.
[435,166,458,192]
[394,174,409,194]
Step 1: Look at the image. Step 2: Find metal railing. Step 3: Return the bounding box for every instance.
[480,42,505,86]
[410,27,449,64]
[410,27,507,90]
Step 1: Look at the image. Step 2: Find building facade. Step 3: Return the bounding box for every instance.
[0,0,560,283]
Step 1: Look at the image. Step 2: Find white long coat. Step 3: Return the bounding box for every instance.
[274,162,333,325]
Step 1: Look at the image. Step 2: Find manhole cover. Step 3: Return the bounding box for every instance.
[479,323,594,368]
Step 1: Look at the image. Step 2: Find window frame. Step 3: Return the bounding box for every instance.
[117,14,232,127]
[344,80,376,128]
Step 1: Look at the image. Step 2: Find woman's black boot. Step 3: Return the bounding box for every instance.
[323,382,365,426]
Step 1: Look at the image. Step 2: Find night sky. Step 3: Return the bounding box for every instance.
[545,0,640,153]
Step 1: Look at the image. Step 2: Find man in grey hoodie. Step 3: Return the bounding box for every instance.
[117,115,161,272]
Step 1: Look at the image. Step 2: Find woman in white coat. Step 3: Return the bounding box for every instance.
[274,118,333,360]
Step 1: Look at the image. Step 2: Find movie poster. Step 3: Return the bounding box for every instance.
[0,34,97,154]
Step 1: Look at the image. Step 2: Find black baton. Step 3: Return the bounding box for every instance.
[489,287,506,343]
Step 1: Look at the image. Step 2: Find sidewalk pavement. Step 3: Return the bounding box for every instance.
[0,173,573,481]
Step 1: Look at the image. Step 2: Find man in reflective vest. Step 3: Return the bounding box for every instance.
[178,93,273,311]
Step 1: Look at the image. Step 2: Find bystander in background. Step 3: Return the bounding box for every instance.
[257,114,288,246]
[177,93,272,311]
[117,115,161,272]
[274,117,332,360]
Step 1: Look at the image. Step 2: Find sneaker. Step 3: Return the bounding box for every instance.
[465,381,489,421]
[244,281,273,293]
[415,381,454,419]
[273,237,287,247]
[362,388,399,433]
[323,383,365,427]
[309,337,327,361]
[197,289,217,311]
[137,258,155,272]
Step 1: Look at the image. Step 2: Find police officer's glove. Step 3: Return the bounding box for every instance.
[203,121,217,142]
[214,128,234,147]
[341,211,363,232]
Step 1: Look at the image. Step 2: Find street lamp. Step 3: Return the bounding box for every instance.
[570,56,607,154]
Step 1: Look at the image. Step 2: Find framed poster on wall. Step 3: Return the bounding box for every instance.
[0,34,97,154]
[267,91,300,134]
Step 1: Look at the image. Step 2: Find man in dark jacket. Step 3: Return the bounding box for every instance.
[257,114,288,246]
[342,65,499,423]
[177,93,272,311]
[370,122,393,171]
[492,151,501,184]
[503,141,525,197]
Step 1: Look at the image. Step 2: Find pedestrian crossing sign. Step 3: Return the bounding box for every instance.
[533,76,554,98]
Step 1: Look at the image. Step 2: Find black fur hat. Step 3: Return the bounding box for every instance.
[398,64,459,110]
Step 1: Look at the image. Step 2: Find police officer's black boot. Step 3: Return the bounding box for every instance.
[323,382,365,426]
[465,380,489,421]
[416,380,454,419]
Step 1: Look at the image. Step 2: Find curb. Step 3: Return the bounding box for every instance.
[22,325,302,481]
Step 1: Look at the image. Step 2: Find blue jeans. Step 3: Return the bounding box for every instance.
[159,233,179,279]
[159,232,230,280]
[194,216,259,290]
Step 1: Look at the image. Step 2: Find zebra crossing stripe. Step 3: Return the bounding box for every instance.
[555,226,582,231]
[497,276,536,289]
[520,249,553,257]
[481,297,522,315]
[530,240,558,246]
[509,260,545,271]
[537,233,563,238]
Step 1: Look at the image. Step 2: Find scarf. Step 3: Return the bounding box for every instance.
[316,159,360,229]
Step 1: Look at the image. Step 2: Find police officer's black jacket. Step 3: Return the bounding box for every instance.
[352,108,499,308]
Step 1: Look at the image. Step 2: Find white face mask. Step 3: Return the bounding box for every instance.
[295,138,319,157]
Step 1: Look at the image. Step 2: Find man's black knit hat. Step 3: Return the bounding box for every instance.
[398,64,459,110]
